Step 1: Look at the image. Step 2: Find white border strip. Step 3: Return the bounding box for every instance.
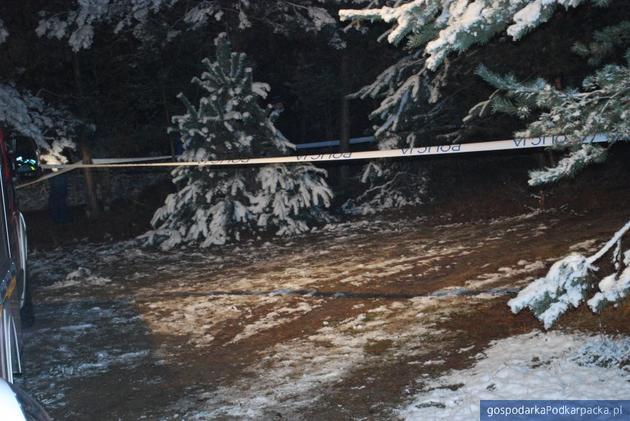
[39,134,611,170]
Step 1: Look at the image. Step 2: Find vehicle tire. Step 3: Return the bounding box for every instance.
[19,269,34,328]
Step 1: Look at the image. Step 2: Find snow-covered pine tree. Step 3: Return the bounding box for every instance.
[339,47,434,215]
[146,33,332,250]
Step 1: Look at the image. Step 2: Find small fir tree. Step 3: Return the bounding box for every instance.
[340,53,433,215]
[146,33,332,249]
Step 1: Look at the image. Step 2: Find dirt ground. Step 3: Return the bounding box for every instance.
[14,199,630,420]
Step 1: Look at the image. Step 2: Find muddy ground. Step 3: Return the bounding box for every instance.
[14,200,630,420]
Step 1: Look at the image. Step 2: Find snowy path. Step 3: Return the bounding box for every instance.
[17,209,630,420]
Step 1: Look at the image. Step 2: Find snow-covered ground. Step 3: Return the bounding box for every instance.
[400,331,630,420]
[17,210,630,419]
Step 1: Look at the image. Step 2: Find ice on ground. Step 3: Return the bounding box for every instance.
[73,350,150,376]
[43,267,111,289]
[430,287,469,297]
[399,331,630,420]
[17,300,153,410]
[422,359,445,366]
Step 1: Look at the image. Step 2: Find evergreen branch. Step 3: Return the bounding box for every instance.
[573,21,630,66]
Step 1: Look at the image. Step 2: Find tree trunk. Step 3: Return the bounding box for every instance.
[79,140,101,217]
[72,54,101,218]
[160,80,176,160]
[339,54,351,183]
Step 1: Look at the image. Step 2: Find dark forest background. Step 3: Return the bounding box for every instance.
[1,1,628,245]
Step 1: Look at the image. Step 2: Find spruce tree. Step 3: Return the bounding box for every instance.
[146,33,332,249]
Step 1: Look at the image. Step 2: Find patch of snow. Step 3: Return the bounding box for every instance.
[399,331,630,420]
[465,260,546,290]
[457,345,475,354]
[142,296,242,346]
[176,297,469,419]
[43,267,111,289]
[228,300,317,344]
[569,238,599,252]
[423,359,445,366]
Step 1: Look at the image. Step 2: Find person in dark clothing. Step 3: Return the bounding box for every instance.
[48,172,71,223]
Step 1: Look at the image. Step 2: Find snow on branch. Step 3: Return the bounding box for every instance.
[0,84,79,165]
[343,160,428,215]
[573,20,630,66]
[528,144,607,186]
[509,221,630,329]
[36,0,343,51]
[340,0,593,70]
[0,18,8,44]
[340,1,441,46]
[470,54,630,185]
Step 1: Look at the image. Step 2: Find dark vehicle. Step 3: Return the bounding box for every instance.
[0,128,49,420]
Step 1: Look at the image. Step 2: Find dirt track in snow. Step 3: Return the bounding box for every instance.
[16,207,630,420]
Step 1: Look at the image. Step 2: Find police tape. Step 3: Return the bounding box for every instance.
[40,133,611,170]
[16,165,78,190]
[16,156,172,190]
[17,133,615,190]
